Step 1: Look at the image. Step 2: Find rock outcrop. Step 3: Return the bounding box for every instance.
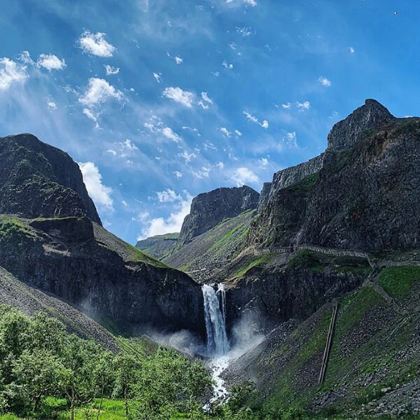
[0,134,101,224]
[327,99,395,151]
[251,100,420,252]
[178,186,259,244]
[0,134,206,339]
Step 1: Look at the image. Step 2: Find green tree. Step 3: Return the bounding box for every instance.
[12,349,68,413]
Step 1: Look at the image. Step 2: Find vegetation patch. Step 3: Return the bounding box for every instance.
[0,215,35,241]
[233,253,274,278]
[378,266,420,299]
[125,243,168,268]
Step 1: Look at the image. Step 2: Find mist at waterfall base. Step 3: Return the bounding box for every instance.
[202,283,265,406]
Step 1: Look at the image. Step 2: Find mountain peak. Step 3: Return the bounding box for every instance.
[327,99,395,151]
[179,185,259,244]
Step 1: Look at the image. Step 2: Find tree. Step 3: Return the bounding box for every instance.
[112,353,140,418]
[12,349,68,413]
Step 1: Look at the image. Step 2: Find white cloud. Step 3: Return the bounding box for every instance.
[192,166,211,179]
[104,64,120,75]
[319,76,332,87]
[121,139,138,152]
[79,31,115,57]
[36,54,66,71]
[297,100,311,111]
[236,26,253,37]
[122,200,128,207]
[18,51,34,65]
[174,170,183,179]
[174,56,183,64]
[198,91,213,109]
[156,188,181,203]
[285,131,297,147]
[226,0,257,7]
[220,127,232,138]
[234,129,242,137]
[82,108,99,127]
[243,111,269,129]
[222,60,234,70]
[47,101,57,110]
[79,162,113,211]
[281,102,292,109]
[349,47,355,54]
[161,127,181,143]
[179,151,196,163]
[79,77,123,107]
[233,167,259,186]
[258,157,269,167]
[216,161,224,170]
[138,194,192,239]
[243,0,257,6]
[153,72,162,83]
[0,58,28,91]
[163,86,194,107]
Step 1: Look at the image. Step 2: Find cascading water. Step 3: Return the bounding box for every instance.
[202,284,229,356]
[202,284,230,407]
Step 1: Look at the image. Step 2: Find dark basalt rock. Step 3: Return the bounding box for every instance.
[327,99,395,151]
[0,134,101,224]
[179,185,259,244]
[252,100,420,252]
[0,218,205,338]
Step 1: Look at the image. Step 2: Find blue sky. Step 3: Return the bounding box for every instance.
[0,0,418,244]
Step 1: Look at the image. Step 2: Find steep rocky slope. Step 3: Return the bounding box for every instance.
[136,232,179,260]
[0,134,205,339]
[0,215,204,338]
[251,99,420,252]
[0,134,101,223]
[178,185,259,245]
[224,266,419,418]
[164,210,255,283]
[0,266,118,351]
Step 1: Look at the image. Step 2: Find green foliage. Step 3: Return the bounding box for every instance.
[0,305,212,419]
[233,254,274,279]
[126,243,169,268]
[0,216,35,241]
[378,266,420,299]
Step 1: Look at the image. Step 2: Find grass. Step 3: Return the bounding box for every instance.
[233,253,274,278]
[0,215,35,240]
[57,399,126,419]
[287,249,370,275]
[378,266,420,299]
[125,243,168,268]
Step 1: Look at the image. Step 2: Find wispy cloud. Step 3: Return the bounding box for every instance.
[243,111,269,128]
[0,58,28,90]
[318,76,332,87]
[104,64,120,75]
[79,77,123,107]
[233,167,259,186]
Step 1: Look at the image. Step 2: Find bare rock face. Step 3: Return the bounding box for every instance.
[0,134,206,339]
[251,99,420,252]
[0,134,101,224]
[179,186,259,244]
[327,99,395,151]
[136,233,179,260]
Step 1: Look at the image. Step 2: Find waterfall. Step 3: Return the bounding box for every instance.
[202,284,229,356]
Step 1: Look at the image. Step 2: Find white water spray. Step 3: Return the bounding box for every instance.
[202,284,229,356]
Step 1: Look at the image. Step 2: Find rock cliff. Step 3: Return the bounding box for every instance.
[178,186,259,244]
[251,100,420,252]
[0,135,205,339]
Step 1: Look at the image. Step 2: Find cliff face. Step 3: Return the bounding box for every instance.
[251,100,420,252]
[179,185,259,244]
[0,134,101,224]
[0,134,205,339]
